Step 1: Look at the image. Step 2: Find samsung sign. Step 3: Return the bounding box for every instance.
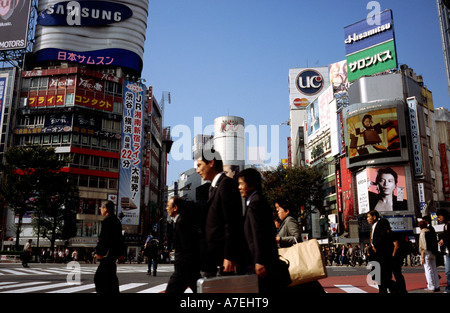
[37,1,133,26]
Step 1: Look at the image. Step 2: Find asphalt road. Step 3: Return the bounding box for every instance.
[0,262,446,294]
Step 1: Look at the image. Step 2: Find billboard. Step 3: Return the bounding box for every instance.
[344,9,398,82]
[289,67,330,110]
[328,60,349,94]
[33,0,148,74]
[346,40,397,82]
[118,81,145,225]
[0,0,32,51]
[406,97,424,177]
[344,9,395,55]
[357,166,409,214]
[344,100,408,168]
[0,77,6,131]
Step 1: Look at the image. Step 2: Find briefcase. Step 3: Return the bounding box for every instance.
[197,274,259,293]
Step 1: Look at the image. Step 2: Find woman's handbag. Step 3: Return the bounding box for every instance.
[278,239,328,286]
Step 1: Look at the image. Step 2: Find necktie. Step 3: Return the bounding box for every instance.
[209,186,214,200]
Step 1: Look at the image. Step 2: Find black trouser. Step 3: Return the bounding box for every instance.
[392,257,407,293]
[94,259,119,294]
[166,264,200,293]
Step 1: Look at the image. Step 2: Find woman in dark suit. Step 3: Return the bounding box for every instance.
[275,200,302,247]
[238,168,283,292]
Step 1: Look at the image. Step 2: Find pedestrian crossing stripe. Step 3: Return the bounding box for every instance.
[0,280,372,293]
[0,281,171,293]
[0,265,173,276]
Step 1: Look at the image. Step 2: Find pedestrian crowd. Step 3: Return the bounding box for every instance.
[17,149,450,295]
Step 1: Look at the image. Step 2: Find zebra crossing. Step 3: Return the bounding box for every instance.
[0,264,382,293]
[0,280,171,293]
[0,279,375,293]
[0,263,173,276]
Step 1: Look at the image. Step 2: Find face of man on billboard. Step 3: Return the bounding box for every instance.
[377,173,397,197]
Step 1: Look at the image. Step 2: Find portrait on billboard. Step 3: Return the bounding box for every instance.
[307,98,320,135]
[346,107,401,163]
[367,166,407,212]
[328,60,349,94]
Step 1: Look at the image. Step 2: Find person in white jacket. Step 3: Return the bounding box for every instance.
[418,220,440,292]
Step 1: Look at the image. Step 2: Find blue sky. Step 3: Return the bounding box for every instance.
[142,0,450,186]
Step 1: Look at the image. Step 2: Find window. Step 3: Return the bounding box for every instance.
[52,134,60,143]
[79,176,88,187]
[62,134,70,143]
[99,178,107,189]
[108,179,117,189]
[65,93,74,105]
[81,135,89,145]
[30,78,39,89]
[88,177,98,188]
[39,77,49,90]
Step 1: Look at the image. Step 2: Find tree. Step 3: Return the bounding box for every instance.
[261,164,325,223]
[0,145,78,250]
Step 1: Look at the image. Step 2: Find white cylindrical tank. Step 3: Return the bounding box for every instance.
[213,116,245,179]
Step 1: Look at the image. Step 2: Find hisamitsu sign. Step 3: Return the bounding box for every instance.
[344,9,398,82]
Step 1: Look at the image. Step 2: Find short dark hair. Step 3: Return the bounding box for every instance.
[238,168,262,191]
[436,209,449,221]
[102,200,115,213]
[375,167,398,185]
[171,196,185,213]
[367,210,380,220]
[194,148,223,172]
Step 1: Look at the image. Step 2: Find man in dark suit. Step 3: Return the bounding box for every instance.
[437,209,450,293]
[367,210,394,293]
[238,168,282,292]
[94,200,125,294]
[165,196,201,293]
[195,149,247,277]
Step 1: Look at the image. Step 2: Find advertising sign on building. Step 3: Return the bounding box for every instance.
[33,0,148,74]
[118,81,144,225]
[407,97,424,177]
[0,77,7,130]
[289,67,330,110]
[0,0,32,51]
[356,169,370,214]
[440,143,450,197]
[344,9,398,82]
[366,166,408,212]
[358,165,410,215]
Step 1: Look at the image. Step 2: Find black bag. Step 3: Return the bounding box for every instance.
[271,256,291,288]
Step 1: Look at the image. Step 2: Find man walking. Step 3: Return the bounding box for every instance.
[437,209,450,293]
[94,200,125,294]
[367,210,394,293]
[165,196,201,293]
[195,149,247,277]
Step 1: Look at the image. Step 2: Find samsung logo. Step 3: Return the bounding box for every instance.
[38,1,133,26]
